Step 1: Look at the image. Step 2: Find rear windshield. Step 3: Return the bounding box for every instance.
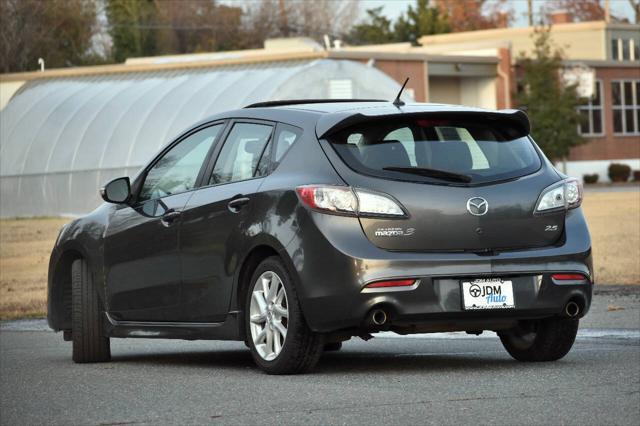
[327,115,541,185]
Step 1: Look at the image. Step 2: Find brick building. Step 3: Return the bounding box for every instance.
[418,19,640,182]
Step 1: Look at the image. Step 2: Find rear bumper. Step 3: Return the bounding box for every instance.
[286,206,593,333]
[303,274,592,333]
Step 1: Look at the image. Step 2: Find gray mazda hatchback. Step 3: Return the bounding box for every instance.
[48,100,592,374]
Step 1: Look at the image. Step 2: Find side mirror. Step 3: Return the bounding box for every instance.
[100,177,131,204]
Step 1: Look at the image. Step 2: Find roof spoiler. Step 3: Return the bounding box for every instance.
[245,99,386,108]
[316,109,531,139]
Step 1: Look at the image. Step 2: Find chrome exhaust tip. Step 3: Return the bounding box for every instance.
[371,309,387,326]
[565,301,580,317]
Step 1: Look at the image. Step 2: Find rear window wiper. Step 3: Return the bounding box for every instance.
[383,166,472,183]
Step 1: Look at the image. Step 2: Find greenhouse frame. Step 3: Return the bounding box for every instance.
[0,59,406,217]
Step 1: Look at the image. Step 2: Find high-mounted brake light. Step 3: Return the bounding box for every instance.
[535,178,583,213]
[295,185,406,218]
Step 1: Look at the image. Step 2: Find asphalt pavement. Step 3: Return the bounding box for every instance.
[1,287,639,426]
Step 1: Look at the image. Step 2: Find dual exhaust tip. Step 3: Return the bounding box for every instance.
[368,302,582,325]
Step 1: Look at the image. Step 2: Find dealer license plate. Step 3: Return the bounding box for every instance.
[462,279,515,310]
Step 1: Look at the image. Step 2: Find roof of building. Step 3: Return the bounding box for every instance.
[0,35,504,84]
[419,20,639,46]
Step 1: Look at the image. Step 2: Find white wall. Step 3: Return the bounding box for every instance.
[0,81,25,110]
[460,77,496,110]
[558,159,640,183]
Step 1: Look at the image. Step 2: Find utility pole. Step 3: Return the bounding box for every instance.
[527,0,534,26]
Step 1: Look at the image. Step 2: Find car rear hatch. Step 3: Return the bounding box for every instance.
[320,109,565,252]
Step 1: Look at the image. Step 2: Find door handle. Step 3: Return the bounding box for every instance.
[161,210,181,226]
[228,197,250,213]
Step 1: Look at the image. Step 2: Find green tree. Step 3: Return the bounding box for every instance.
[515,28,585,161]
[394,0,450,44]
[106,0,159,63]
[347,7,396,45]
[0,0,98,73]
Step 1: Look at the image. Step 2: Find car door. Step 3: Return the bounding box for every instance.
[104,123,225,322]
[179,120,275,322]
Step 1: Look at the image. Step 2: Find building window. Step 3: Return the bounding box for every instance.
[329,79,353,99]
[612,80,640,135]
[578,80,604,136]
[611,38,639,61]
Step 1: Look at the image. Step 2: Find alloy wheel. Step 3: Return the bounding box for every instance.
[249,271,289,361]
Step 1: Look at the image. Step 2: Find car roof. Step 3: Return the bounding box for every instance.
[193,100,531,140]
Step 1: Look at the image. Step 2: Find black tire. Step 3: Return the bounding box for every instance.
[324,342,343,352]
[244,256,324,374]
[71,259,111,363]
[499,317,579,362]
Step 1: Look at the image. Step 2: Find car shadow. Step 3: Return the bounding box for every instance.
[106,347,537,374]
[112,349,253,369]
[316,351,520,374]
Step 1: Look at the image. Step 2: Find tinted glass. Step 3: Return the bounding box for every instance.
[579,110,590,134]
[593,81,601,106]
[625,109,636,133]
[210,123,272,185]
[255,140,272,177]
[624,82,633,105]
[622,39,630,60]
[139,125,221,201]
[613,110,623,133]
[611,39,619,60]
[273,125,302,165]
[592,109,602,134]
[328,115,541,185]
[612,82,622,105]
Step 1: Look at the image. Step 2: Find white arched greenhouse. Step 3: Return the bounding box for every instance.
[0,59,407,217]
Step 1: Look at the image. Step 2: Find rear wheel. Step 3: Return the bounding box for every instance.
[71,259,111,363]
[499,317,578,362]
[245,257,324,374]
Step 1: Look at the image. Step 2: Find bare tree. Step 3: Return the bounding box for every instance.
[434,0,514,32]
[243,0,359,44]
[629,0,639,23]
[0,0,98,73]
[154,0,246,53]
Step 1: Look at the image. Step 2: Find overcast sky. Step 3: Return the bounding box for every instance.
[358,0,636,27]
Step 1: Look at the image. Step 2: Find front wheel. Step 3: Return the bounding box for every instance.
[71,259,111,363]
[499,317,579,362]
[245,257,324,374]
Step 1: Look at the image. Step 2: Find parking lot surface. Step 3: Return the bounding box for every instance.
[1,288,639,425]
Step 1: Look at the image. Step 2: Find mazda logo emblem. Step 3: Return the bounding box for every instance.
[466,197,489,216]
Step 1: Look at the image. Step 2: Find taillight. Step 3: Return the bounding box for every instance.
[535,178,583,213]
[295,185,406,218]
[551,273,588,282]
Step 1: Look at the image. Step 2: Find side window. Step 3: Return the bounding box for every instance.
[139,124,222,201]
[273,125,302,166]
[254,140,272,177]
[209,122,273,185]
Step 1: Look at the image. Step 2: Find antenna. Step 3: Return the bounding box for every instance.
[393,78,409,107]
